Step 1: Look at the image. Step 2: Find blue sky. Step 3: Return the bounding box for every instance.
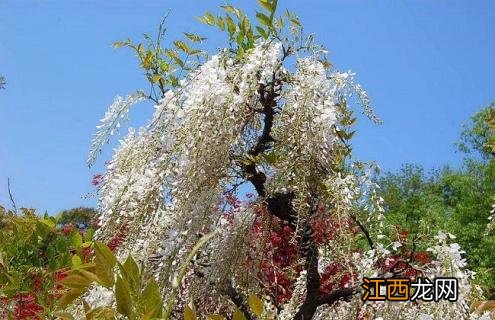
[0,1,494,213]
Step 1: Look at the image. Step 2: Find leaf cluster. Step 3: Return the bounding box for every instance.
[58,231,221,320]
[198,0,301,57]
[113,18,206,101]
[0,206,94,317]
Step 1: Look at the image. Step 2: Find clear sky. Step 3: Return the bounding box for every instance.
[0,1,494,214]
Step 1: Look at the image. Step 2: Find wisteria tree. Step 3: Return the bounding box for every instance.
[85,1,491,319]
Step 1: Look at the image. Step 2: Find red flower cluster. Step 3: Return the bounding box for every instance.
[244,201,364,305]
[62,223,74,235]
[107,223,129,251]
[91,174,103,187]
[53,269,69,296]
[0,270,69,319]
[311,209,354,245]
[255,216,301,304]
[12,293,44,319]
[378,229,432,278]
[320,262,354,295]
[82,245,92,262]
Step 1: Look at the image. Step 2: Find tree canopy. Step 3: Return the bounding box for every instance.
[57,207,97,229]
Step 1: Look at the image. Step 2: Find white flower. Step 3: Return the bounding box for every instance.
[88,91,145,165]
[391,241,402,250]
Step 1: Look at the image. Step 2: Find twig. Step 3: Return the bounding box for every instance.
[7,178,17,214]
[350,214,374,249]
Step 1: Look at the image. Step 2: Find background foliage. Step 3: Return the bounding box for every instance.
[377,103,495,298]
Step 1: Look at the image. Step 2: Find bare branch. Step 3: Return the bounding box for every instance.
[350,214,374,249]
[7,178,17,214]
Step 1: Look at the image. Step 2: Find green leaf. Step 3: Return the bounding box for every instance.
[141,278,163,316]
[94,241,117,267]
[169,75,180,87]
[256,26,268,39]
[258,0,273,13]
[289,17,301,26]
[93,241,117,287]
[70,267,100,284]
[40,217,56,228]
[141,51,154,69]
[256,12,271,27]
[136,43,143,54]
[84,228,95,242]
[82,241,92,248]
[166,49,184,68]
[246,28,255,47]
[188,49,204,56]
[71,254,82,267]
[226,15,236,36]
[52,312,75,320]
[221,5,241,17]
[58,274,92,289]
[151,74,162,84]
[216,16,226,30]
[85,307,116,320]
[233,308,247,320]
[115,276,133,317]
[237,46,245,58]
[184,305,197,320]
[112,41,125,48]
[143,307,162,320]
[236,31,245,46]
[122,255,140,291]
[174,40,190,53]
[207,315,225,320]
[198,12,215,25]
[159,61,170,73]
[184,32,206,42]
[71,232,83,249]
[165,49,179,60]
[248,294,264,317]
[57,288,86,308]
[241,16,250,33]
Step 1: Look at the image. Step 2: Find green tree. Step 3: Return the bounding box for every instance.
[57,207,97,229]
[377,102,495,298]
[458,101,495,158]
[378,164,445,235]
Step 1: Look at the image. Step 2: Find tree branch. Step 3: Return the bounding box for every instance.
[242,161,267,197]
[293,287,357,320]
[7,178,17,214]
[248,83,277,157]
[318,287,358,305]
[225,281,254,320]
[350,214,374,249]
